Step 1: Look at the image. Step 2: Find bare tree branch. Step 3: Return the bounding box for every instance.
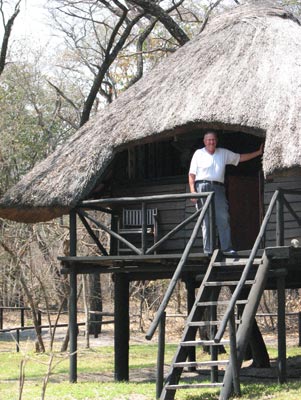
[128,0,189,45]
[47,80,80,112]
[0,0,21,75]
[124,17,157,89]
[199,0,225,34]
[80,10,144,126]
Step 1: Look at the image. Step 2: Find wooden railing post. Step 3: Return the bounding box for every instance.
[209,194,216,252]
[69,209,77,383]
[277,272,287,384]
[276,190,284,246]
[229,309,240,396]
[16,329,20,353]
[186,278,196,370]
[298,312,301,347]
[210,288,219,383]
[141,202,147,254]
[114,273,129,381]
[21,308,25,328]
[156,312,166,399]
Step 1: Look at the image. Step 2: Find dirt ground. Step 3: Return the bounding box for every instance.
[2,323,300,384]
[1,311,301,394]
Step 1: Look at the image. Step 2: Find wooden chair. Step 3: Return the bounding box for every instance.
[117,208,158,254]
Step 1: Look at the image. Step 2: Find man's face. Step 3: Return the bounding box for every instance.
[203,133,217,154]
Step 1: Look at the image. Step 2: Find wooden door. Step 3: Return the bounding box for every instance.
[227,175,261,251]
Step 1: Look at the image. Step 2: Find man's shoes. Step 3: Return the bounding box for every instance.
[223,248,238,257]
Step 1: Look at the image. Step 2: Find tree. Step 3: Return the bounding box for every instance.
[0,0,21,76]
[47,0,243,126]
[47,0,205,126]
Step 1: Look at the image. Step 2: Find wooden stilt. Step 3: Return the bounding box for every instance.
[69,210,77,383]
[114,273,129,381]
[277,272,287,384]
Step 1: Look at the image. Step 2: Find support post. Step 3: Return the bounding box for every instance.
[209,195,216,252]
[210,288,219,383]
[110,212,119,255]
[114,273,129,381]
[156,312,166,399]
[16,329,20,353]
[21,308,25,328]
[229,310,240,396]
[185,278,196,370]
[69,210,77,383]
[141,202,147,254]
[298,312,301,347]
[277,274,286,384]
[276,191,284,247]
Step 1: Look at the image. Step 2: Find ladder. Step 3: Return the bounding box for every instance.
[160,249,270,400]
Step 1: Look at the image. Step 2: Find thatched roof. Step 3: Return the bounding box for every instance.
[1,1,301,223]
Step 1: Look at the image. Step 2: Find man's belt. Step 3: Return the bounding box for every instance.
[195,180,224,186]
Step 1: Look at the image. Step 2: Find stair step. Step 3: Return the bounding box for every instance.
[181,339,230,347]
[173,360,229,368]
[188,320,241,327]
[166,383,223,390]
[204,280,255,287]
[213,259,261,267]
[197,300,248,306]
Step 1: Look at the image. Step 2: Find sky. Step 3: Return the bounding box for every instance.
[12,0,54,46]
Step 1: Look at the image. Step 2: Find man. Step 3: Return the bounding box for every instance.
[188,131,263,255]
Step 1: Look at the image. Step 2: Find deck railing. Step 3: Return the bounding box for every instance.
[67,191,216,383]
[75,192,216,340]
[76,192,216,256]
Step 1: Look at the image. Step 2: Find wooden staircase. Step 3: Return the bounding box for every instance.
[160,249,270,400]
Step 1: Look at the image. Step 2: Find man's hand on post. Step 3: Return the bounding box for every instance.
[190,192,198,205]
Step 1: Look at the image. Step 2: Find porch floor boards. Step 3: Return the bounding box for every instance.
[59,246,301,288]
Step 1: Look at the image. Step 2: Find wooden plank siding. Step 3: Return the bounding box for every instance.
[264,175,301,248]
[110,181,204,254]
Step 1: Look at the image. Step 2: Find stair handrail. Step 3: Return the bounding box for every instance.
[145,191,215,340]
[215,189,280,342]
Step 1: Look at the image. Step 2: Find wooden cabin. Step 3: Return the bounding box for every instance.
[105,130,263,254]
[1,2,301,399]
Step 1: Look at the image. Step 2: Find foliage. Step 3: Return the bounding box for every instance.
[0,58,75,195]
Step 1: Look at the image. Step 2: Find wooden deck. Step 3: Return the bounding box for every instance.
[59,245,301,385]
[59,252,209,278]
[59,246,301,287]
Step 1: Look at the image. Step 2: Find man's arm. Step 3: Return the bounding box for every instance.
[239,143,263,163]
[188,173,198,204]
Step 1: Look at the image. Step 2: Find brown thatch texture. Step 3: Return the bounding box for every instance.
[1,1,301,222]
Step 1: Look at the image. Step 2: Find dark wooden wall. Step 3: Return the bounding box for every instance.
[264,172,301,248]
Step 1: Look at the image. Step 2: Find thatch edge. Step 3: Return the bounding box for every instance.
[0,206,70,223]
